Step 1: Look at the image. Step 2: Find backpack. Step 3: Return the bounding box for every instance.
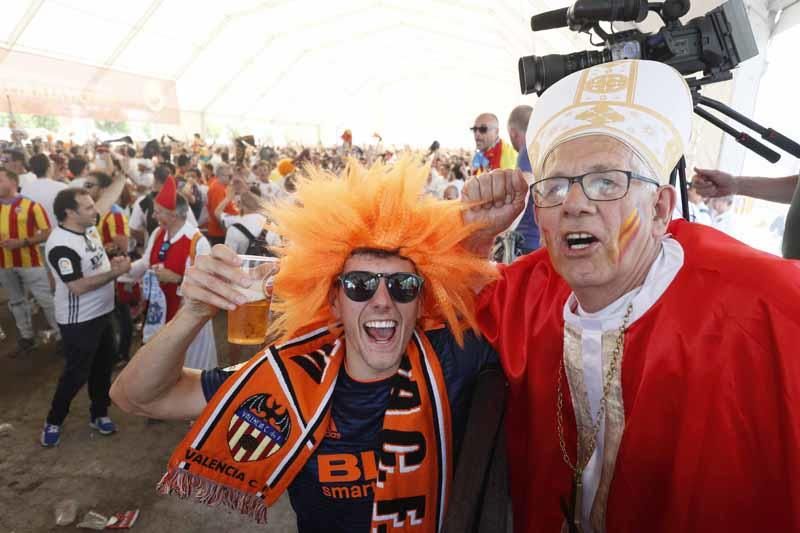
[232,223,275,257]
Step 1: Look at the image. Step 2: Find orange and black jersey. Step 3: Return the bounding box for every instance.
[201,327,497,533]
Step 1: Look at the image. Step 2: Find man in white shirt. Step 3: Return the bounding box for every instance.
[21,153,67,226]
[42,188,131,447]
[214,189,279,255]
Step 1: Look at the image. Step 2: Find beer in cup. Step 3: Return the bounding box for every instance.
[227,255,278,345]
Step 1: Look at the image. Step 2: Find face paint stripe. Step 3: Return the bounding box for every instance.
[618,209,641,254]
[620,209,638,236]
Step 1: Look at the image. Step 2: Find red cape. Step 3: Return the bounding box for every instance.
[477,220,800,532]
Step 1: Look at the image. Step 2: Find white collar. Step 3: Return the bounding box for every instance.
[167,221,198,244]
[563,237,684,332]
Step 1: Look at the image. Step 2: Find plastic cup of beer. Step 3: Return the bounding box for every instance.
[227,255,278,345]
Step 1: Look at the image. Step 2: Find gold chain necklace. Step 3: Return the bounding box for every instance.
[556,301,634,533]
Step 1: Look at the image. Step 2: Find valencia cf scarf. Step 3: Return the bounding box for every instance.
[157,325,452,532]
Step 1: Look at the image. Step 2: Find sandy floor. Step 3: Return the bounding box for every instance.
[0,302,297,533]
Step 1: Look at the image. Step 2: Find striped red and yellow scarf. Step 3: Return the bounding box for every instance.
[158,325,452,531]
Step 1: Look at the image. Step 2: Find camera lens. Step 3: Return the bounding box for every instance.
[519,50,613,95]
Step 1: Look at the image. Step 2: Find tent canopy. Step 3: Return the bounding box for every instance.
[0,0,794,147]
[0,0,590,145]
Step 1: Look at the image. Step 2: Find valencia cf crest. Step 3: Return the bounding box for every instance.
[227,393,291,462]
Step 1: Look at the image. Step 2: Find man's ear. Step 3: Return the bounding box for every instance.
[652,185,676,235]
[329,285,341,320]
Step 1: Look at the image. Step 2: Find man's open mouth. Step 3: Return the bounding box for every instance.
[363,320,398,343]
[564,232,599,250]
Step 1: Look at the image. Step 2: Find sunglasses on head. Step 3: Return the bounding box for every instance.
[469,125,493,134]
[337,271,424,304]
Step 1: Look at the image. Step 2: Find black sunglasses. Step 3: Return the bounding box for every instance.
[469,125,494,134]
[337,271,424,304]
[158,240,171,261]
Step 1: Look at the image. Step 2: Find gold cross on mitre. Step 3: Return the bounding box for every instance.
[576,102,625,127]
[585,73,628,94]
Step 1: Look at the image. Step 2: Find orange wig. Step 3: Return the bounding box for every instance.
[267,156,497,345]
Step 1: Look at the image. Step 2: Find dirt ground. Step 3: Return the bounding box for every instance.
[0,299,297,533]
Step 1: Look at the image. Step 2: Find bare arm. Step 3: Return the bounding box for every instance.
[693,167,798,204]
[736,175,797,204]
[110,307,209,420]
[28,227,51,246]
[94,158,126,216]
[0,228,51,250]
[111,244,273,420]
[66,256,130,296]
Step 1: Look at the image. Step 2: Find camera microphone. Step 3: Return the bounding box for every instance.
[531,7,568,31]
[530,0,648,32]
[569,0,649,25]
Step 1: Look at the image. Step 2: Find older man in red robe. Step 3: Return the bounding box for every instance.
[462,60,800,533]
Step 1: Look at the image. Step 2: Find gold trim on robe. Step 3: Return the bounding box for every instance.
[561,323,627,533]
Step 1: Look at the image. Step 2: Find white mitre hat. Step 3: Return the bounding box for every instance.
[526,60,693,184]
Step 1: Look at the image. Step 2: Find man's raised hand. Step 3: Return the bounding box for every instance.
[461,168,528,256]
[181,244,278,320]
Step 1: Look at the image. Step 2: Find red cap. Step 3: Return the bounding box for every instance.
[155,175,177,210]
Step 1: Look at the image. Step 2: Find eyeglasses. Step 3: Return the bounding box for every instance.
[469,125,495,134]
[337,271,424,304]
[83,181,98,190]
[157,240,171,261]
[531,169,660,208]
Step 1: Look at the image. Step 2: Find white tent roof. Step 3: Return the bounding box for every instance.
[1,0,792,147]
[0,0,590,145]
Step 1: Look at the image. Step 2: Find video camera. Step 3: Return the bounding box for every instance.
[519,0,758,96]
[518,0,800,221]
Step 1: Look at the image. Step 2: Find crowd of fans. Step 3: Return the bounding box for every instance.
[0,122,747,356]
[0,130,480,445]
[0,117,773,448]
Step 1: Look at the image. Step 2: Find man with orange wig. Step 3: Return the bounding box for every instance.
[111,157,498,532]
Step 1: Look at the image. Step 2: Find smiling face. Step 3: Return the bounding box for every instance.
[330,253,422,381]
[535,136,675,311]
[69,193,99,229]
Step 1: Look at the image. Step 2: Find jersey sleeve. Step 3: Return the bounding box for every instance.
[200,368,235,401]
[31,202,51,231]
[48,245,83,282]
[429,328,499,391]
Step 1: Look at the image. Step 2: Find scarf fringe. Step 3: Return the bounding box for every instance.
[156,468,269,524]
